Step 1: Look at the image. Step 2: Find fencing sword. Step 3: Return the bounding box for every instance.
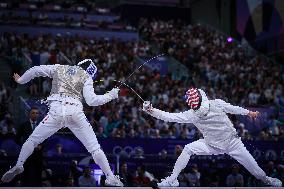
[59,51,75,65]
[94,79,145,102]
[113,79,145,102]
[117,53,164,88]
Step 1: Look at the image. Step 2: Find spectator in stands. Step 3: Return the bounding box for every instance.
[133,165,151,187]
[0,80,7,103]
[78,166,96,187]
[0,113,13,136]
[13,107,43,186]
[257,130,269,141]
[226,164,244,187]
[174,145,183,158]
[275,165,284,184]
[68,160,83,186]
[187,164,201,186]
[22,144,44,186]
[266,161,277,177]
[16,107,39,144]
[267,115,280,136]
[178,170,189,187]
[96,126,107,138]
[1,119,16,137]
[158,149,168,159]
[236,123,249,139]
[66,177,75,187]
[119,162,133,187]
[205,160,221,187]
[112,123,126,138]
[41,168,52,187]
[248,88,260,105]
[53,143,64,157]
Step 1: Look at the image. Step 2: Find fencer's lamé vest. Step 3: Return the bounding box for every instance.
[50,65,89,100]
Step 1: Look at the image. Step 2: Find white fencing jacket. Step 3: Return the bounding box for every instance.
[149,99,249,150]
[17,65,114,106]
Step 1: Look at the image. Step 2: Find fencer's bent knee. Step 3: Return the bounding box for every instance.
[22,139,37,150]
[25,135,42,147]
[84,142,100,154]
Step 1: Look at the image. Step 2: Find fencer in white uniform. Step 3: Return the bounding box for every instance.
[1,59,123,186]
[143,88,282,187]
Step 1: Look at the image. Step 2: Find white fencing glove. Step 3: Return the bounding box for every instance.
[108,88,120,99]
[143,101,153,113]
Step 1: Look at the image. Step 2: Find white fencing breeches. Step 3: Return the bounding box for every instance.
[17,101,101,166]
[170,138,266,181]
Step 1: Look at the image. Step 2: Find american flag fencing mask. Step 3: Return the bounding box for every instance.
[184,88,201,110]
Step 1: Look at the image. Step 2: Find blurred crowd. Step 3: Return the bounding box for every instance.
[0,0,117,14]
[139,18,284,107]
[0,0,134,31]
[1,19,284,141]
[0,16,284,187]
[0,11,135,31]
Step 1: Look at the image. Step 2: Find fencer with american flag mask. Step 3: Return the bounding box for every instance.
[143,87,282,187]
[1,59,123,186]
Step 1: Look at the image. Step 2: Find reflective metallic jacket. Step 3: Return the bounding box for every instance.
[50,65,89,101]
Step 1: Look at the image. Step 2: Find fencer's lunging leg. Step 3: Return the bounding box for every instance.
[16,140,37,166]
[69,110,123,186]
[68,111,114,175]
[158,139,219,187]
[2,114,60,182]
[170,139,218,180]
[69,125,114,178]
[17,115,60,166]
[228,139,266,180]
[227,139,282,186]
[170,150,191,179]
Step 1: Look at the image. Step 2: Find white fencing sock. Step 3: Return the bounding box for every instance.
[170,150,191,180]
[91,149,114,178]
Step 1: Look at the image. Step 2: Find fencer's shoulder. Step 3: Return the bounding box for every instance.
[211,99,225,103]
[210,99,225,106]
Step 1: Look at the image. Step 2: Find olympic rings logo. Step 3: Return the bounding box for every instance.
[112,146,144,158]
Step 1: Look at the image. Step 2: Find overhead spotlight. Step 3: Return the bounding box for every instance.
[227,37,233,43]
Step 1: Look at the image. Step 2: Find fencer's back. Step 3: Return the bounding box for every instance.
[50,65,89,100]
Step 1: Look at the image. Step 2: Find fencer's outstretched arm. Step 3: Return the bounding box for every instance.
[15,65,57,84]
[143,102,195,123]
[215,99,253,116]
[217,99,260,119]
[83,77,119,106]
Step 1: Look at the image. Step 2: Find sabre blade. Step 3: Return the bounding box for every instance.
[113,80,145,102]
[118,53,164,88]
